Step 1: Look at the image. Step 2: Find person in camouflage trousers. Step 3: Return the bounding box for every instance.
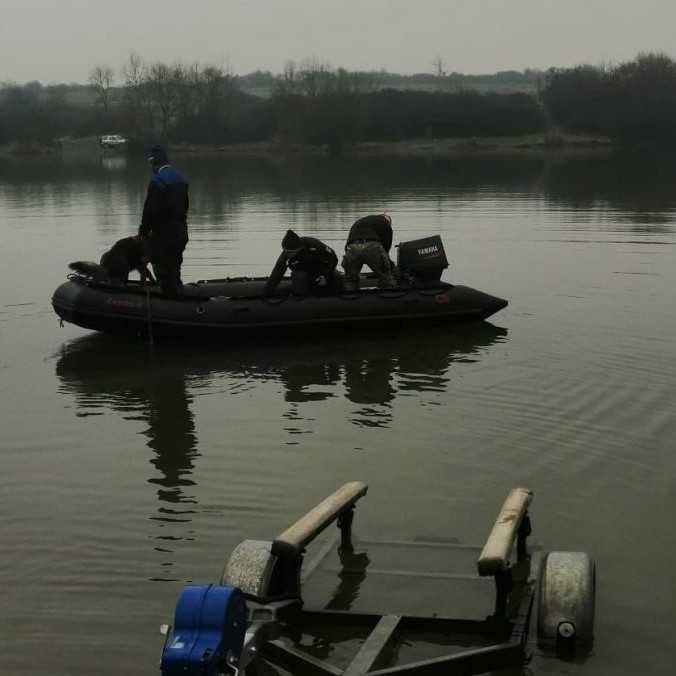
[342,214,396,291]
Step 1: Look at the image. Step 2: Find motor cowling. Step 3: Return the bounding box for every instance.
[396,235,449,285]
[161,584,247,676]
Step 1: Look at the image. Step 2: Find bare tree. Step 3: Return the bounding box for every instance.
[432,55,446,78]
[88,64,115,113]
[274,60,300,95]
[121,53,145,90]
[119,53,150,137]
[299,57,332,97]
[335,68,381,94]
[146,62,180,139]
[197,64,231,138]
[173,62,200,127]
[283,60,297,84]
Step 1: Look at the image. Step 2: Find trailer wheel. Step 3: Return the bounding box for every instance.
[220,540,277,599]
[537,551,596,651]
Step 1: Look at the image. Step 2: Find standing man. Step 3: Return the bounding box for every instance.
[342,213,396,291]
[139,145,189,298]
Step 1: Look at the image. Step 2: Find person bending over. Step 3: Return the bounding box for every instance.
[264,230,339,296]
[342,214,396,291]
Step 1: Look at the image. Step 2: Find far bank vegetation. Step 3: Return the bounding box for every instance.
[0,52,673,154]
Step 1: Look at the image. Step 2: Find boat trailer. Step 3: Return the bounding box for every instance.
[160,483,595,675]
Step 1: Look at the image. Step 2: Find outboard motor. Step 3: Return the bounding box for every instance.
[161,584,247,676]
[396,235,449,285]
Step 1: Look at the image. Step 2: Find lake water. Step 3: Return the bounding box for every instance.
[1,151,675,675]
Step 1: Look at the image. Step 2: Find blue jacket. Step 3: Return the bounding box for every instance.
[139,165,189,240]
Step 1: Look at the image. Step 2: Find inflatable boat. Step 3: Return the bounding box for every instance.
[52,274,506,336]
[51,235,508,337]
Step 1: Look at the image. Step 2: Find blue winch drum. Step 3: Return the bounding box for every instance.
[161,584,247,676]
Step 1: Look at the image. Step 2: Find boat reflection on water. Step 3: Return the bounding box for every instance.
[269,324,508,430]
[56,337,202,581]
[55,323,507,579]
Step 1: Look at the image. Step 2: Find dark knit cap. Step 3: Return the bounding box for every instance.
[282,229,301,251]
[147,144,169,165]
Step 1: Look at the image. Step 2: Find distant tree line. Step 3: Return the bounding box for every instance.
[239,65,544,96]
[1,52,675,151]
[0,54,546,152]
[541,52,676,144]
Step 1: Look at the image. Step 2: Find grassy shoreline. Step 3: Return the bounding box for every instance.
[0,132,612,160]
[171,131,612,158]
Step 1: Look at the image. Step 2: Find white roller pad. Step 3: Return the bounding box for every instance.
[477,487,533,576]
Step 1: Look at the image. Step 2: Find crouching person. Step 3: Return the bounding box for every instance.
[264,230,339,296]
[342,214,396,291]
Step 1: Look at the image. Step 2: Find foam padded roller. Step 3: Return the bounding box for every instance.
[477,487,533,576]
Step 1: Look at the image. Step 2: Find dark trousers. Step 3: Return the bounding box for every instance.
[151,236,187,298]
[290,265,340,295]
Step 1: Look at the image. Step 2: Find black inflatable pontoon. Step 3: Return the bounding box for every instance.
[52,273,507,337]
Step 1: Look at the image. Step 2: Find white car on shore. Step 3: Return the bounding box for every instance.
[99,134,127,149]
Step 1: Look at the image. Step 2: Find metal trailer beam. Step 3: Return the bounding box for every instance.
[288,609,511,639]
[368,642,523,676]
[240,485,538,675]
[262,638,344,676]
[343,615,401,676]
[258,580,534,675]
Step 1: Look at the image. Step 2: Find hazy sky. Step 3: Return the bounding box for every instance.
[2,0,676,83]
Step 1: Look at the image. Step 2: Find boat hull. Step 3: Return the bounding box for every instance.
[52,276,508,337]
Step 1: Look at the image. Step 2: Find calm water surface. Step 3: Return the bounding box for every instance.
[1,153,675,675]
